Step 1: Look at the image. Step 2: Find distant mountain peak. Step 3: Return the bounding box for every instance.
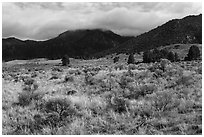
[58,28,114,38]
[113,14,202,53]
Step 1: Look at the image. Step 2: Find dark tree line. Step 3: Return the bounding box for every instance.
[143,49,179,63]
[143,45,201,63]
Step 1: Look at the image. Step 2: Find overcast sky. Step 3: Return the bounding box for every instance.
[2,2,202,40]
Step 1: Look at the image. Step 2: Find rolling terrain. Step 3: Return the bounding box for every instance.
[2,43,202,135]
[2,13,202,135]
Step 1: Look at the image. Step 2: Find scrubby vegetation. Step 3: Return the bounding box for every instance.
[2,52,202,135]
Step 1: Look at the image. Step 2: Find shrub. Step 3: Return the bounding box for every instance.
[49,73,59,80]
[113,56,119,63]
[128,64,137,70]
[64,75,74,82]
[160,59,171,72]
[17,79,42,106]
[109,95,128,113]
[152,91,180,112]
[52,67,63,72]
[114,64,124,70]
[174,52,180,62]
[127,53,135,64]
[18,91,42,107]
[119,75,134,89]
[176,75,194,86]
[44,98,75,116]
[23,78,35,86]
[185,45,201,61]
[61,55,70,66]
[84,72,95,85]
[139,84,157,95]
[43,98,78,127]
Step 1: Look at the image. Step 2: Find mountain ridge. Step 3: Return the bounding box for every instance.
[2,14,202,61]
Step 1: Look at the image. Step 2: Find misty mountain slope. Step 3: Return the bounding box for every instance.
[3,29,133,61]
[2,14,202,61]
[112,14,202,53]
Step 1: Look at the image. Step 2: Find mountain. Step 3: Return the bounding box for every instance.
[111,14,202,54]
[2,29,133,61]
[2,14,202,61]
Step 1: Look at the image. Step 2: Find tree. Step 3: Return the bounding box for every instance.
[185,45,200,61]
[174,52,179,62]
[167,51,175,62]
[61,55,70,66]
[160,49,169,59]
[152,49,161,62]
[195,29,202,44]
[127,53,135,64]
[143,50,153,63]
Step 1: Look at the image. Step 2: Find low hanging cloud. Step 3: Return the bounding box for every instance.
[2,2,202,40]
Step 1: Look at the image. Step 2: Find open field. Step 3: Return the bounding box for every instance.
[2,51,202,135]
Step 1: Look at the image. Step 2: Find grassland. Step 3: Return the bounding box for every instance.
[2,46,202,135]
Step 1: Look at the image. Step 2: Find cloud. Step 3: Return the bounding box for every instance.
[2,2,202,40]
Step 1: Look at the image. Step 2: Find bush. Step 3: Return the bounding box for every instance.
[127,53,135,64]
[176,75,194,86]
[43,98,78,127]
[84,73,95,85]
[64,75,74,82]
[152,91,180,112]
[160,59,171,72]
[113,56,119,63]
[174,52,180,62]
[119,75,134,89]
[109,95,128,113]
[61,55,70,66]
[18,91,42,106]
[185,45,201,61]
[17,79,42,106]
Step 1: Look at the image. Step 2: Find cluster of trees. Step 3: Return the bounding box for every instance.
[143,45,201,63]
[62,45,200,66]
[143,49,179,63]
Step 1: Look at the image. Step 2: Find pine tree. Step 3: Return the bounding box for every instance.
[167,51,175,62]
[61,55,70,66]
[143,50,153,63]
[174,52,179,62]
[185,45,200,61]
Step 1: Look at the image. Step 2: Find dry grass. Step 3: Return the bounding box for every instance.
[2,56,202,135]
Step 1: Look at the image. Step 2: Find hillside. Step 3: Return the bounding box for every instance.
[2,29,133,61]
[2,14,202,61]
[109,14,202,54]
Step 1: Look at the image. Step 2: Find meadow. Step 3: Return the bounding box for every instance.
[2,51,202,135]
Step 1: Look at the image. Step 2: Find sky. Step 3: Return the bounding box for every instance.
[2,2,202,40]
